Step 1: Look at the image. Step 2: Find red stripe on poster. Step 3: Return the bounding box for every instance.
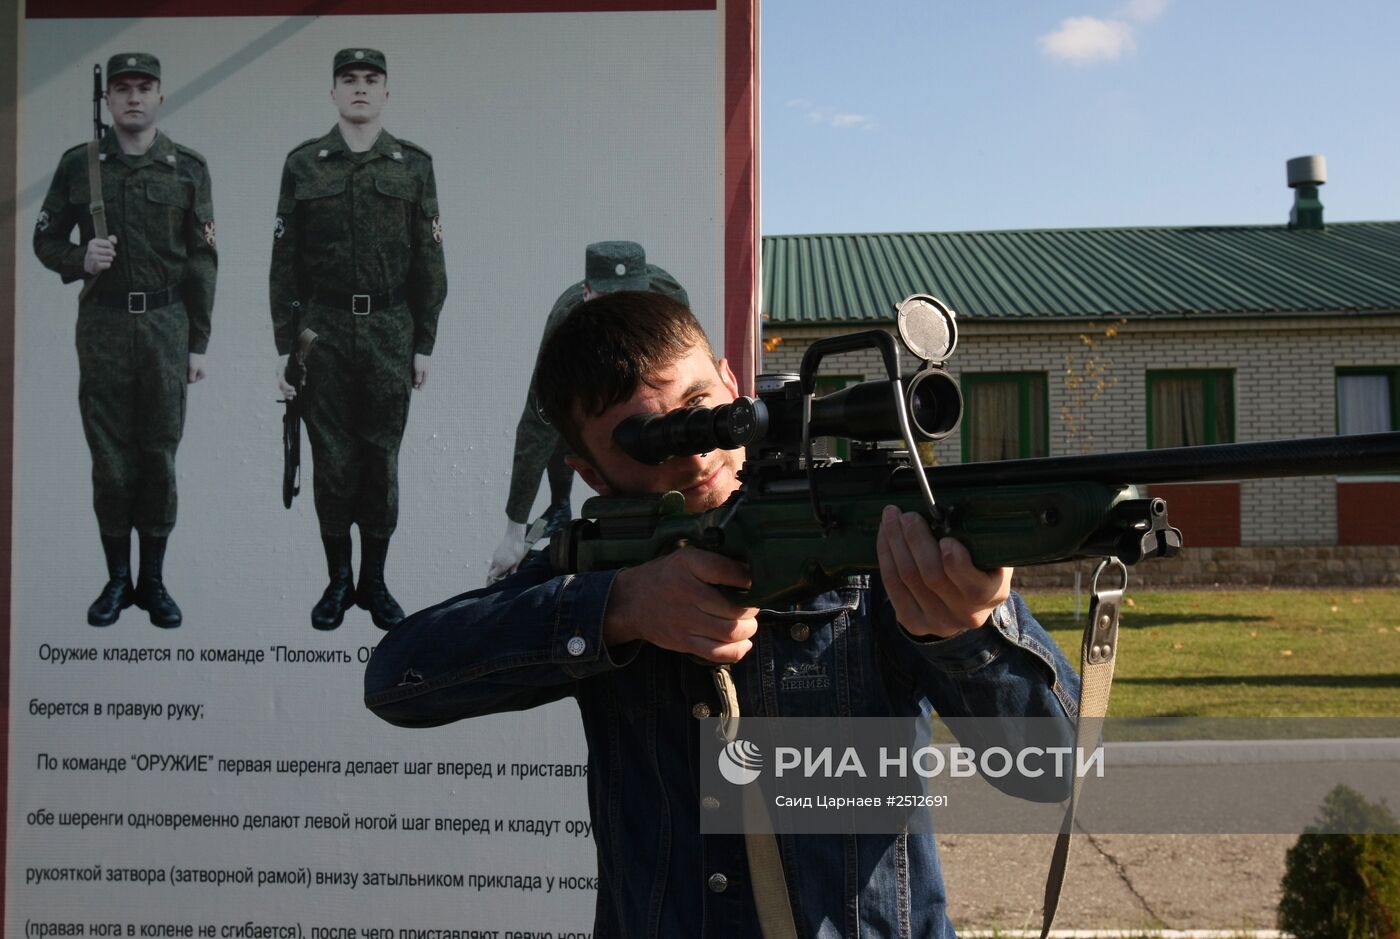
[30,0,714,18]
[722,0,758,394]
[0,4,15,925]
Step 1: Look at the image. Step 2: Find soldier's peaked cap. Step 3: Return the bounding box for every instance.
[107,53,160,82]
[334,48,387,76]
[585,241,650,294]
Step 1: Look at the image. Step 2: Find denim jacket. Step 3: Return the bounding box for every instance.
[365,555,1080,938]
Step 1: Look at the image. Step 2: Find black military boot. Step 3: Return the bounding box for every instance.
[133,535,182,628]
[311,534,355,631]
[88,533,134,627]
[356,535,404,630]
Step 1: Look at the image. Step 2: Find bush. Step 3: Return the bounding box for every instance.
[1278,784,1400,939]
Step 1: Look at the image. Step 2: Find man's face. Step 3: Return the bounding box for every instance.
[105,77,162,134]
[331,68,388,124]
[566,344,746,513]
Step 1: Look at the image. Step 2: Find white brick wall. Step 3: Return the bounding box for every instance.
[760,314,1400,545]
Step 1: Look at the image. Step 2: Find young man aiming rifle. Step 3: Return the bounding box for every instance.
[366,291,1078,937]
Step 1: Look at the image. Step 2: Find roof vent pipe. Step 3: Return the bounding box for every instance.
[1287,155,1326,230]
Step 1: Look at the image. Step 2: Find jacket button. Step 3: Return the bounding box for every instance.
[691,702,711,720]
[789,622,811,641]
[707,873,728,893]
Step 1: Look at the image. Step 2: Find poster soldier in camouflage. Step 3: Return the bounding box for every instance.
[271,49,447,630]
[33,53,217,629]
[487,241,688,581]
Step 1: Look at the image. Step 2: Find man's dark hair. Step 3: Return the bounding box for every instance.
[536,291,713,462]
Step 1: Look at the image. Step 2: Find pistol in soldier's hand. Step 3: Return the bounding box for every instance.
[83,234,117,274]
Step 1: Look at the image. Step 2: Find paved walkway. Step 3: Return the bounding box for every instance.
[941,833,1294,934]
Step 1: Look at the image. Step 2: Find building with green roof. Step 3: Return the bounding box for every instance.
[759,158,1400,586]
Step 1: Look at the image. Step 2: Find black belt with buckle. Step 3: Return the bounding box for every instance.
[94,284,181,314]
[309,284,408,316]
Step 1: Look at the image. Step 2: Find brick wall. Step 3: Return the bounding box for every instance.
[1010,546,1400,589]
[760,314,1400,567]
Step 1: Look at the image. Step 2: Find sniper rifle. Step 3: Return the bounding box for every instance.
[550,295,1400,605]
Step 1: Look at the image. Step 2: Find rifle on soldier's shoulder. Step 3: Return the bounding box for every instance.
[77,64,107,305]
[550,295,1400,606]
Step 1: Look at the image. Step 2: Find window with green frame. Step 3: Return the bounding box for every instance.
[1147,370,1234,448]
[1337,367,1400,434]
[960,372,1048,462]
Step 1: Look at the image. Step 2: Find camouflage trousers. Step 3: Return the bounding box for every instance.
[301,301,413,539]
[75,300,188,538]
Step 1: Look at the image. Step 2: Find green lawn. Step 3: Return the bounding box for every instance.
[1017,588,1400,717]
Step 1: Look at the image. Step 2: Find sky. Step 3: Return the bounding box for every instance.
[759,0,1400,235]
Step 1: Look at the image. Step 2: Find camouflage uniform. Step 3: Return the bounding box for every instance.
[505,245,688,528]
[34,129,215,538]
[269,125,446,540]
[34,53,215,629]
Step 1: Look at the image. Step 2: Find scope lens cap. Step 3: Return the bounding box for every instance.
[895,294,958,364]
[725,398,755,439]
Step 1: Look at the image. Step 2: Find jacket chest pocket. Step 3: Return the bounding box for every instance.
[366,173,419,249]
[294,176,350,248]
[67,178,91,209]
[145,180,193,252]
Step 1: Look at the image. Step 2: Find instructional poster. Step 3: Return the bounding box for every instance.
[6,1,757,934]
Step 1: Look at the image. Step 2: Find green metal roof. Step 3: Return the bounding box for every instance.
[762,222,1400,325]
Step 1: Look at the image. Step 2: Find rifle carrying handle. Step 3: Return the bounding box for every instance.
[799,330,901,394]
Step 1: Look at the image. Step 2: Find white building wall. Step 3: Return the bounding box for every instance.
[760,314,1400,545]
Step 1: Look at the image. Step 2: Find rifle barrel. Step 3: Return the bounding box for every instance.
[922,432,1400,488]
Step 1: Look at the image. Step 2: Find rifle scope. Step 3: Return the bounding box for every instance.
[613,369,963,466]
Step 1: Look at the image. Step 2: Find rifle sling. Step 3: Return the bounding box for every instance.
[709,558,1125,939]
[1039,557,1124,939]
[712,666,800,939]
[78,139,107,304]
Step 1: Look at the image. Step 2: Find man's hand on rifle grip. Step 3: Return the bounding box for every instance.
[877,505,1011,640]
[602,547,759,664]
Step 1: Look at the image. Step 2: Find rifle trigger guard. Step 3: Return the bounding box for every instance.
[1086,557,1127,666]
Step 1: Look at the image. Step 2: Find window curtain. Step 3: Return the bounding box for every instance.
[1338,374,1392,434]
[968,381,1020,461]
[1152,377,1206,447]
